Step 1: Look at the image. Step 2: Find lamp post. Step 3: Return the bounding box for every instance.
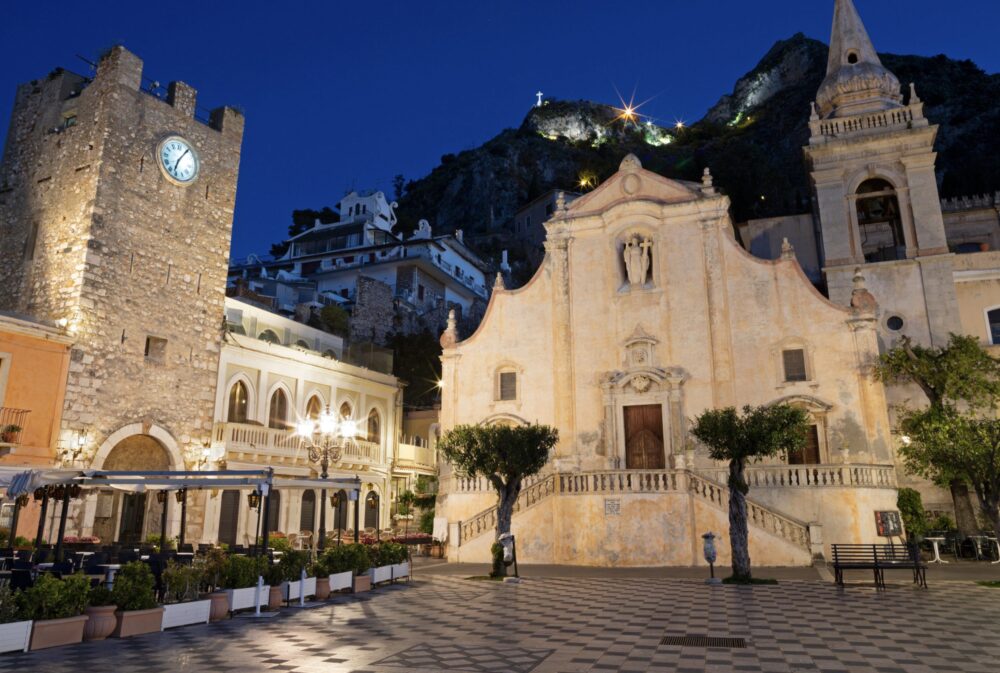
[296,408,357,551]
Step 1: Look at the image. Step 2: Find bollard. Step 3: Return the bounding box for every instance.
[299,567,307,607]
[254,574,263,616]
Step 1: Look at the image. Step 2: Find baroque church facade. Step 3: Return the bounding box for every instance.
[436,0,1000,566]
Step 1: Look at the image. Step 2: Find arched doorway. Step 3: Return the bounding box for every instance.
[364,491,380,530]
[856,179,905,262]
[92,434,172,544]
[334,490,348,532]
[266,489,281,534]
[218,490,241,547]
[299,490,316,534]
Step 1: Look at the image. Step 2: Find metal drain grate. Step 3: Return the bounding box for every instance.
[660,635,747,649]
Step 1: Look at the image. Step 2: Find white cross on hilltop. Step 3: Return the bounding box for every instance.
[535,91,544,107]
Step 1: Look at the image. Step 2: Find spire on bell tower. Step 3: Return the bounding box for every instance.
[815,0,902,119]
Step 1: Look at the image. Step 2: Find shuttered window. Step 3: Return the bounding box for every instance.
[782,349,808,382]
[499,372,517,401]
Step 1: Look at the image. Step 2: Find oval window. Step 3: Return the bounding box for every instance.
[886,316,904,332]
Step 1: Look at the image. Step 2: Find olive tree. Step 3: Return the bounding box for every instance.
[690,404,810,582]
[438,423,557,541]
[875,334,1000,535]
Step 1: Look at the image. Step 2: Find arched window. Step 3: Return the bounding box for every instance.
[218,490,240,547]
[305,395,323,421]
[364,491,380,530]
[367,409,381,443]
[268,389,289,429]
[299,490,316,534]
[333,489,348,531]
[258,329,280,344]
[856,179,905,262]
[339,402,352,421]
[227,381,249,423]
[294,339,309,349]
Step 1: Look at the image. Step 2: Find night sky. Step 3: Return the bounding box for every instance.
[3,1,999,260]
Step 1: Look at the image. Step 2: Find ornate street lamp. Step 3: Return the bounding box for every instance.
[296,407,357,550]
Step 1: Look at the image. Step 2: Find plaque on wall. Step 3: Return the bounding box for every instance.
[875,510,903,537]
[95,491,114,519]
[604,499,621,517]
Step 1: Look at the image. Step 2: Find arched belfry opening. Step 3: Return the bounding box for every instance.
[855,179,905,262]
[91,434,172,544]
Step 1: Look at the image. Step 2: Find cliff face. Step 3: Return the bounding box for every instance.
[351,35,1000,280]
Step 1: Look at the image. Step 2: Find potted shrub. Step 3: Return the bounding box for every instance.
[276,550,313,603]
[83,585,117,641]
[0,424,21,443]
[311,558,331,600]
[368,543,407,584]
[19,573,90,650]
[161,561,212,629]
[221,555,266,612]
[0,585,32,654]
[318,545,358,593]
[198,547,232,620]
[265,564,284,610]
[111,562,164,637]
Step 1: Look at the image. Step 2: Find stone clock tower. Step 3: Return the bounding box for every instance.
[0,47,243,540]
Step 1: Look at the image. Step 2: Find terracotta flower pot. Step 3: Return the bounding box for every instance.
[352,574,371,593]
[314,577,331,600]
[30,615,89,651]
[83,605,117,641]
[209,592,230,622]
[113,607,164,638]
[267,585,283,610]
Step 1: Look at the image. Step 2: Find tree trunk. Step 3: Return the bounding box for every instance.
[495,480,521,540]
[728,460,752,581]
[950,480,979,537]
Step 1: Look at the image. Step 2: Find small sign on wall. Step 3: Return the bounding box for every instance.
[604,499,621,517]
[875,511,903,537]
[95,492,114,519]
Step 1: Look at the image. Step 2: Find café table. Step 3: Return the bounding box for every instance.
[925,536,948,564]
[98,563,122,589]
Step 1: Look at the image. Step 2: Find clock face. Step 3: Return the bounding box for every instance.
[158,136,199,183]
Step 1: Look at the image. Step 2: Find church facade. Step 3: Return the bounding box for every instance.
[436,0,998,566]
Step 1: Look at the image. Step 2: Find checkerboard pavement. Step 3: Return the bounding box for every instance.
[3,575,999,672]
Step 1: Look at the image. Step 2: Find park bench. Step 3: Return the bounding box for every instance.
[831,543,927,589]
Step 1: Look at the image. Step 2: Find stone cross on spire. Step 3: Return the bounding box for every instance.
[535,91,544,107]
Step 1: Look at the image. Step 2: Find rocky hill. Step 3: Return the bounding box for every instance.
[293,34,1000,282]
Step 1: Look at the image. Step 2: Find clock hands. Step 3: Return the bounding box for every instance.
[173,148,190,173]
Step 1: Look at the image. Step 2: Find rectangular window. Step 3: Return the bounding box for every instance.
[499,372,517,401]
[24,222,38,261]
[782,349,808,382]
[417,285,425,301]
[144,336,167,365]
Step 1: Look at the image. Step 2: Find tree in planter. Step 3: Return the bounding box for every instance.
[897,488,929,542]
[896,405,1000,541]
[690,404,810,582]
[875,334,1000,535]
[396,490,415,535]
[111,562,157,612]
[438,423,558,571]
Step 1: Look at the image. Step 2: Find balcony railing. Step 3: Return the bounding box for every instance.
[396,442,437,470]
[696,463,897,489]
[214,422,381,467]
[0,408,30,446]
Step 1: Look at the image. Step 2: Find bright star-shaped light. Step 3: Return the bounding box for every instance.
[611,87,652,127]
[675,120,686,130]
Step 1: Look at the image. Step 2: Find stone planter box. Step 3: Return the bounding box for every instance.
[329,570,353,592]
[281,577,317,602]
[0,620,32,653]
[30,615,88,651]
[369,565,392,585]
[352,574,371,593]
[225,585,263,612]
[161,600,212,630]
[391,562,410,580]
[113,607,164,638]
[83,606,117,641]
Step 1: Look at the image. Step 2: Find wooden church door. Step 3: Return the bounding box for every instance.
[624,405,665,470]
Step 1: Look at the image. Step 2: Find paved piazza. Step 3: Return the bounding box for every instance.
[3,572,1000,673]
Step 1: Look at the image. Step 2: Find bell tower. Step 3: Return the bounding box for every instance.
[805,0,959,347]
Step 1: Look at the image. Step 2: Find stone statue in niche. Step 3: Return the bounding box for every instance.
[623,236,653,287]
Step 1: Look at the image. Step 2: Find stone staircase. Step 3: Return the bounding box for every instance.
[454,469,814,557]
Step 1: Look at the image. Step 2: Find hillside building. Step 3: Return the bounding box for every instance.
[229,190,492,346]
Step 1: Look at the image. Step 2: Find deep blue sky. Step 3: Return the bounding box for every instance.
[3,1,999,259]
